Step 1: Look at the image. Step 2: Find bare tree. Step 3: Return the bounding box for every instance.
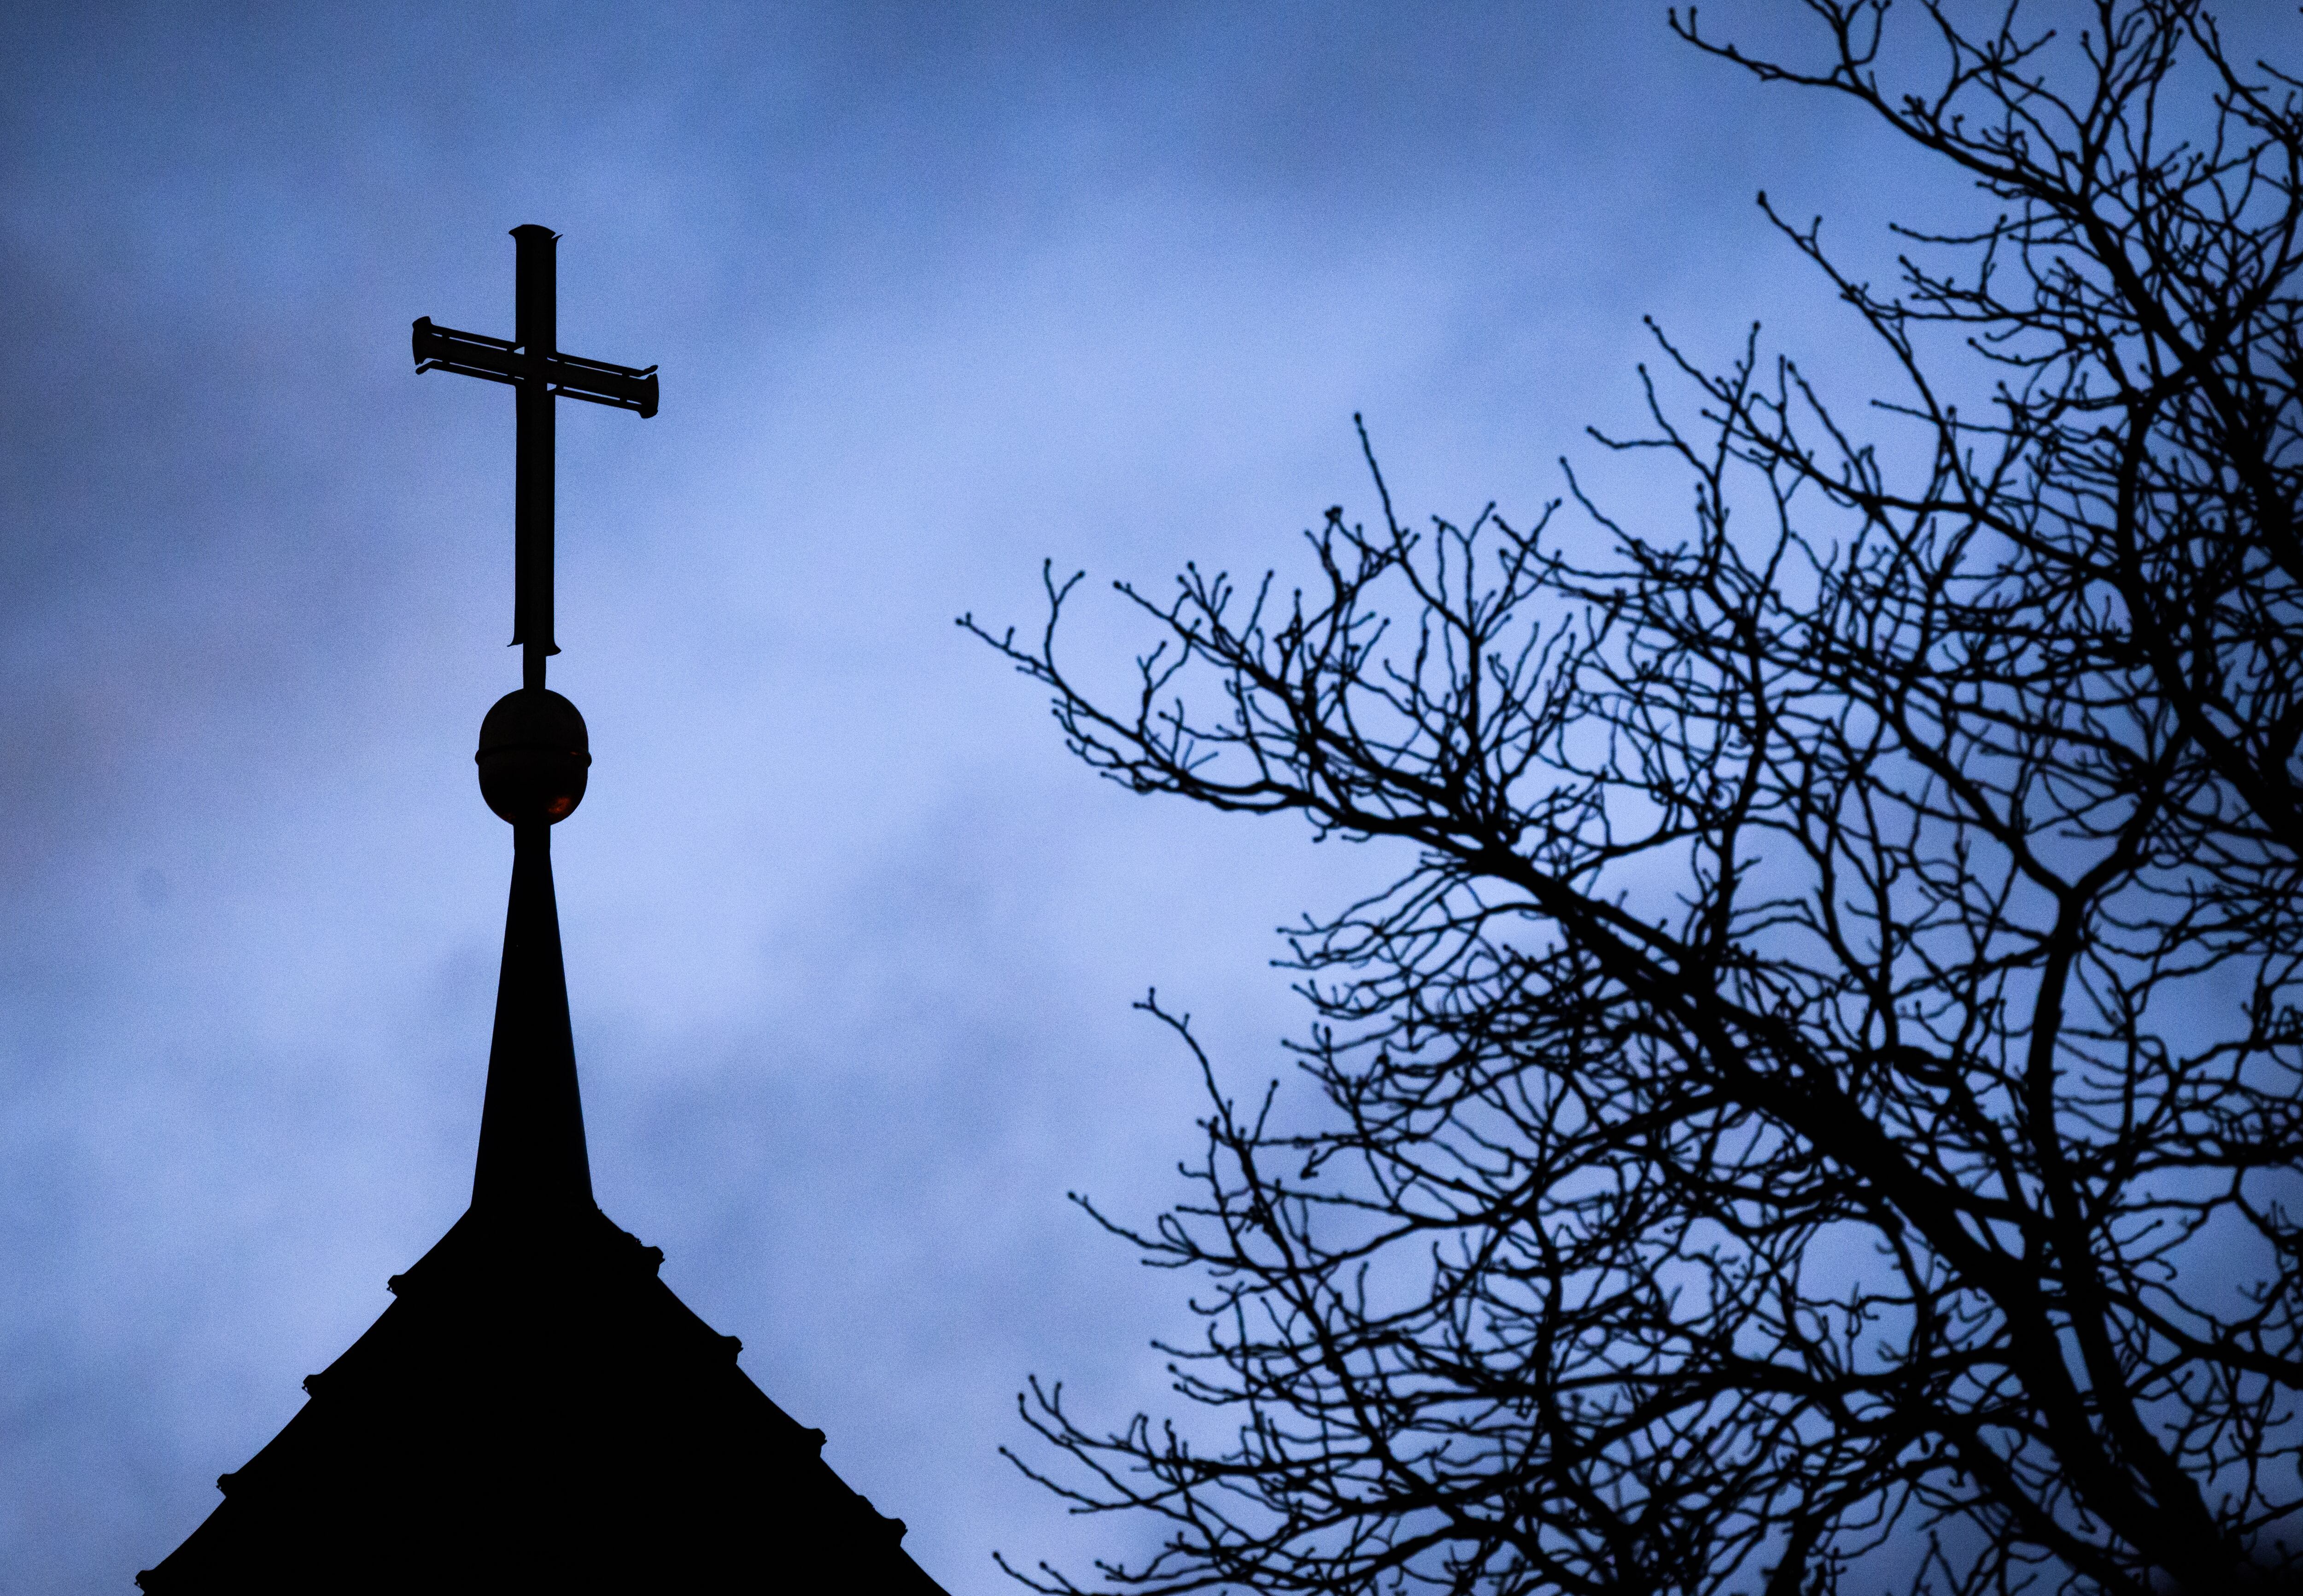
[967,5,2303,1594]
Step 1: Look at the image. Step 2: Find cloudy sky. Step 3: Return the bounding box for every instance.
[0,2,2167,1590]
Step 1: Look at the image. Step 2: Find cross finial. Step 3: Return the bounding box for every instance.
[413,226,658,693]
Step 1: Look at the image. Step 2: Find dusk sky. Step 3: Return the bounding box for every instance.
[0,3,2181,1590]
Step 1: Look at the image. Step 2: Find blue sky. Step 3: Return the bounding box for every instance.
[0,2,2087,1590]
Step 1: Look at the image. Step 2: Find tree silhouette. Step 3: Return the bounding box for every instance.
[968,5,2303,1594]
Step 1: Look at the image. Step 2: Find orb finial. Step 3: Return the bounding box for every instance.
[476,688,590,825]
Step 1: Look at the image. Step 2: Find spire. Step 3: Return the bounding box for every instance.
[133,226,948,1596]
[471,821,593,1212]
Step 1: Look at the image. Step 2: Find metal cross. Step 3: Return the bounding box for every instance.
[413,225,658,690]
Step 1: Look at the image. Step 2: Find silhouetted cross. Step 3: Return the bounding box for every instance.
[413,225,658,690]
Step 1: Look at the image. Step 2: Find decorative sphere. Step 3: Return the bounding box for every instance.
[476,689,591,825]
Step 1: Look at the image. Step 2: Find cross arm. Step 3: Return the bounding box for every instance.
[412,318,660,419]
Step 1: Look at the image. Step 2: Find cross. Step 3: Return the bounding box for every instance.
[413,225,658,691]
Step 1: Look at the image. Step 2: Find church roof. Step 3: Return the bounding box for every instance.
[136,1200,944,1592]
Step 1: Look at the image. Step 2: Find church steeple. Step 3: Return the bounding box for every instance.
[134,227,947,1595]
